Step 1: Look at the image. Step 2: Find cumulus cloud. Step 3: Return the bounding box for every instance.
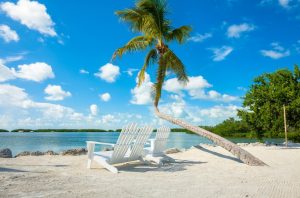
[209,46,233,61]
[0,84,147,129]
[100,93,111,102]
[94,63,120,83]
[90,104,98,116]
[130,72,153,105]
[0,60,54,82]
[158,95,240,125]
[227,23,255,38]
[44,85,71,101]
[0,0,57,36]
[0,24,19,42]
[260,42,290,59]
[0,64,15,82]
[164,76,239,102]
[12,62,55,82]
[79,69,89,74]
[188,33,212,42]
[164,76,211,93]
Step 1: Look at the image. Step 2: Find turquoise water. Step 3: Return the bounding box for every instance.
[0,132,284,156]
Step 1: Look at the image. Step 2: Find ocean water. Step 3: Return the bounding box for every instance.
[0,132,284,156]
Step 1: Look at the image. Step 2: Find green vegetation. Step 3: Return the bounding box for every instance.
[238,65,300,141]
[0,129,9,132]
[11,129,33,132]
[170,66,300,142]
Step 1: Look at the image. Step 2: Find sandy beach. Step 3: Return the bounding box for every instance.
[1,145,300,198]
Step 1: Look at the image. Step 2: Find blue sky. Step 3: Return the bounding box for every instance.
[0,0,299,129]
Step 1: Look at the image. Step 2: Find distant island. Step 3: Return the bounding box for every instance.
[1,116,299,142]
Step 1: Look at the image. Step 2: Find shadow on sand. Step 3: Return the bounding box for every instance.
[0,167,29,173]
[116,159,206,173]
[194,145,243,163]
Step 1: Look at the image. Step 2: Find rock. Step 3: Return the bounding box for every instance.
[15,151,31,157]
[0,148,12,158]
[164,148,181,154]
[30,151,45,156]
[237,143,249,147]
[249,142,265,146]
[61,148,87,156]
[44,150,58,155]
[103,147,114,151]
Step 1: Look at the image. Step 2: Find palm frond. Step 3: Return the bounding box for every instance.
[153,56,167,107]
[138,48,158,86]
[164,48,189,84]
[112,36,154,60]
[116,8,160,37]
[165,25,192,43]
[136,0,167,37]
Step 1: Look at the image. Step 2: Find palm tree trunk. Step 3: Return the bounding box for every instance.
[154,107,266,166]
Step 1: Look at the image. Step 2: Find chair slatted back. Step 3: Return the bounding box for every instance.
[109,123,138,164]
[128,125,153,161]
[152,126,170,155]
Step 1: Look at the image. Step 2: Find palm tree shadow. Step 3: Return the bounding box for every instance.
[0,167,28,173]
[194,145,243,163]
[118,160,207,173]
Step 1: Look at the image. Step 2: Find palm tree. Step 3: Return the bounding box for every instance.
[112,0,265,166]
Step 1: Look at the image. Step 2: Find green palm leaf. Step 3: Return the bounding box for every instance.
[112,36,154,60]
[138,48,158,86]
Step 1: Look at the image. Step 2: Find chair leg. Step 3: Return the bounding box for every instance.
[94,157,118,173]
[87,143,95,169]
[87,159,92,169]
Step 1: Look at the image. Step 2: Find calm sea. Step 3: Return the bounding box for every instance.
[0,132,284,156]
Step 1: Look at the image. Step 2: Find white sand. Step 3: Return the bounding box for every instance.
[1,145,300,198]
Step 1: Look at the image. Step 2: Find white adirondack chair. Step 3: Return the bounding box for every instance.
[144,126,172,164]
[86,123,153,173]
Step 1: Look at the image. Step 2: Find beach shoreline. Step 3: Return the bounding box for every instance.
[1,144,300,198]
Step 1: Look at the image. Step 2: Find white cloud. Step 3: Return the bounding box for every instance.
[130,72,153,105]
[158,95,240,125]
[227,23,255,38]
[209,46,233,61]
[278,0,290,8]
[100,92,111,102]
[101,114,116,124]
[124,68,139,76]
[0,0,57,36]
[79,69,89,74]
[188,33,212,42]
[0,24,19,42]
[44,85,71,101]
[260,0,299,9]
[90,104,98,116]
[0,60,54,82]
[0,55,24,64]
[3,89,93,128]
[164,76,239,102]
[164,76,211,93]
[12,62,55,82]
[0,84,147,129]
[260,42,290,59]
[0,64,15,82]
[94,63,120,83]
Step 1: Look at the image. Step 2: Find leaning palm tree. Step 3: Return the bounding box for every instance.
[112,0,265,166]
